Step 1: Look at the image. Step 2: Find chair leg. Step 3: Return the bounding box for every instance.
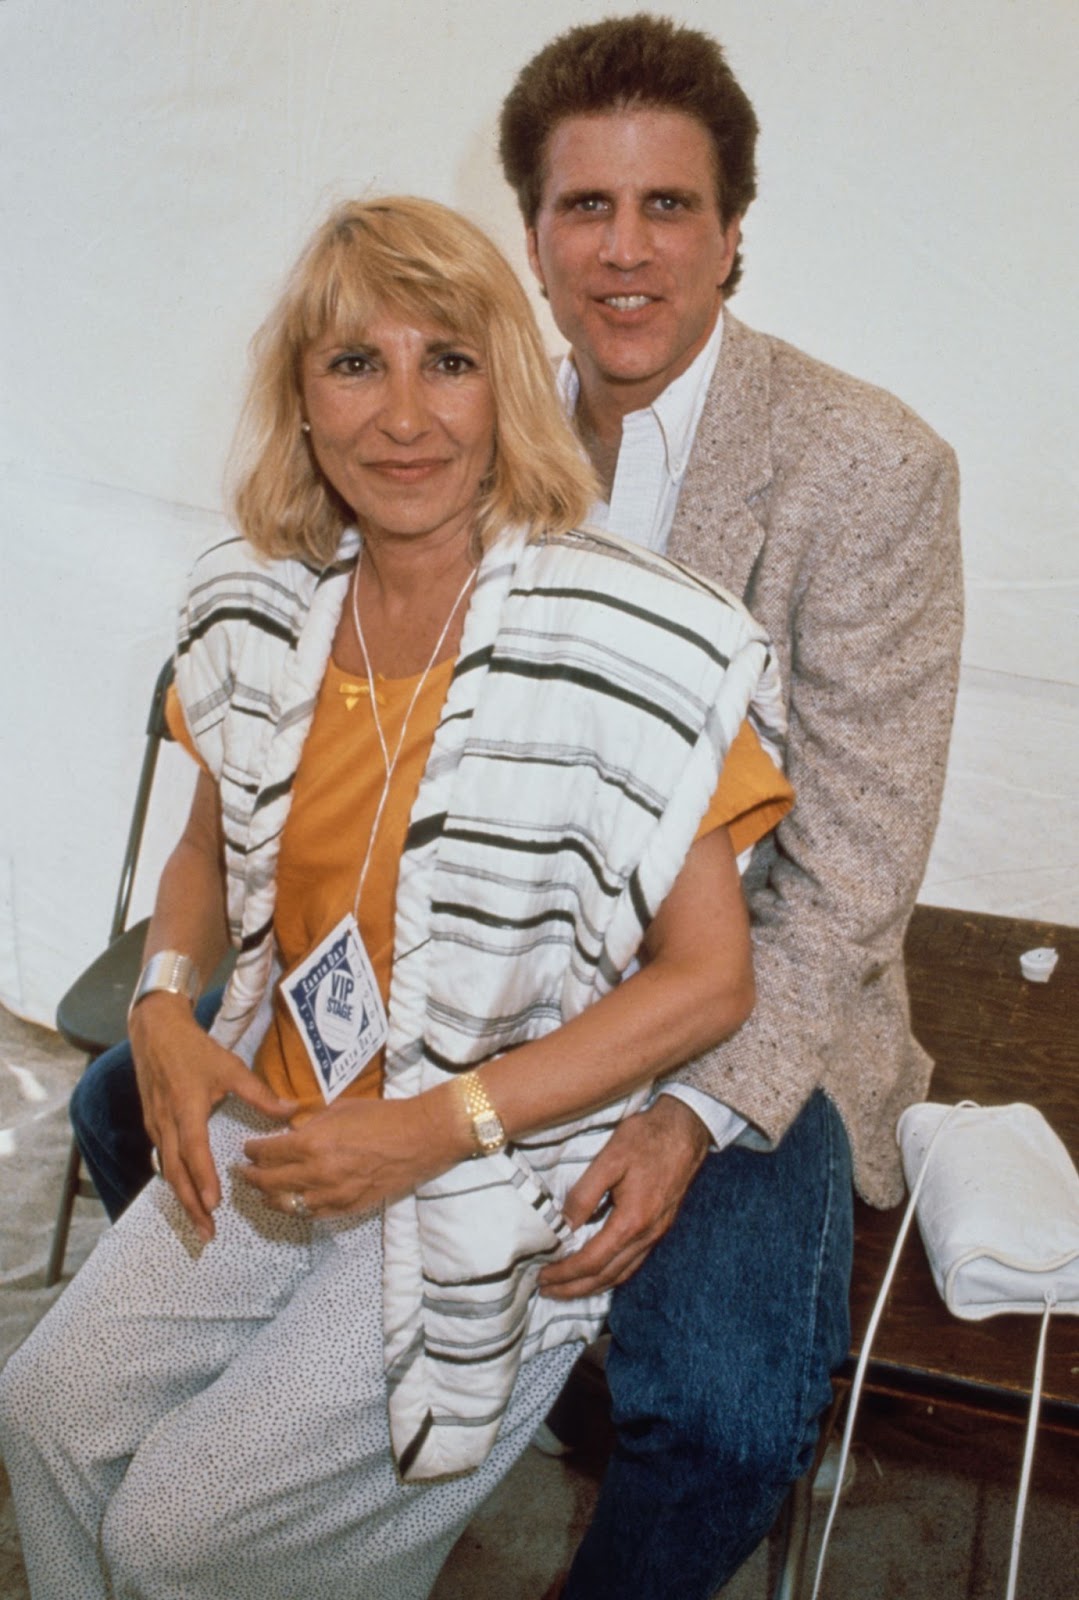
[770,1387,847,1600]
[770,1469,812,1600]
[45,1136,84,1288]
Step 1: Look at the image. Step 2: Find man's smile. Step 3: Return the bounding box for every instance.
[599,294,658,311]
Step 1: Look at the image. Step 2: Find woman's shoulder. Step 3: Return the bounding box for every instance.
[187,533,307,605]
[523,525,766,643]
[183,530,355,643]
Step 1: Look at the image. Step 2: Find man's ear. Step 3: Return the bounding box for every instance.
[718,216,742,292]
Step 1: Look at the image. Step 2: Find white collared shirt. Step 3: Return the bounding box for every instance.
[559,310,749,1153]
[556,311,724,555]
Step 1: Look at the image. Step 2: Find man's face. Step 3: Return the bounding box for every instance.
[527,108,741,413]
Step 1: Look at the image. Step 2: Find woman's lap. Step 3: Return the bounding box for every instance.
[1,1099,578,1599]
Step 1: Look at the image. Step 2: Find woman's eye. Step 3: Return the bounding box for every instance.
[330,353,374,376]
[435,352,477,376]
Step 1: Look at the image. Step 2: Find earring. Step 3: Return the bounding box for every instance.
[300,421,311,435]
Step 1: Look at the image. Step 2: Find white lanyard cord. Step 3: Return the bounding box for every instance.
[349,545,475,916]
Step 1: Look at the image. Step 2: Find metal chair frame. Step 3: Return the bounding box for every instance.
[46,658,178,1285]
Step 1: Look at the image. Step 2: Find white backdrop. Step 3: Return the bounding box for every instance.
[2,0,1077,1025]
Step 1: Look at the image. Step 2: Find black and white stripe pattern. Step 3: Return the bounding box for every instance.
[175,523,785,1481]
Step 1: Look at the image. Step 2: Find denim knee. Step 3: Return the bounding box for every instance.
[605,1094,853,1489]
[607,1340,813,1488]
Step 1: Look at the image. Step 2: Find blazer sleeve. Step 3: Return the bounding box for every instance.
[670,415,963,1149]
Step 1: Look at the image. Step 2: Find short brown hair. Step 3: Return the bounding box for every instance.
[498,13,758,294]
[231,196,596,563]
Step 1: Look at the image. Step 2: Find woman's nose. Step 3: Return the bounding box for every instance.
[379,370,431,440]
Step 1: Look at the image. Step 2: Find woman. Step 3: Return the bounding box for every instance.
[0,197,789,1598]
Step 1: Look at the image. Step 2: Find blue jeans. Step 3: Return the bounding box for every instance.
[69,988,224,1221]
[564,1090,853,1600]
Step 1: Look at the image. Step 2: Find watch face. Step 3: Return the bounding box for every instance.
[475,1110,505,1151]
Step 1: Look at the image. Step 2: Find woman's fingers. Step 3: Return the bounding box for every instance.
[134,1018,287,1241]
[153,1119,218,1242]
[242,1128,301,1167]
[230,1074,299,1125]
[235,1154,360,1219]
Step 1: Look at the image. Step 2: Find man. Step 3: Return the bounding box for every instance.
[497,15,962,1598]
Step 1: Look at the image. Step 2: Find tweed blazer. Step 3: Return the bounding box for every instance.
[665,313,963,1208]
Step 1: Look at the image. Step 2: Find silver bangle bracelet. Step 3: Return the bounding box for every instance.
[128,950,202,1025]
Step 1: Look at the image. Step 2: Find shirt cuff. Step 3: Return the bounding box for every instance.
[656,1084,748,1152]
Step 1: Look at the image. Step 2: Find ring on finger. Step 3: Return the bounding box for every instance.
[287,1191,311,1220]
[151,1146,163,1177]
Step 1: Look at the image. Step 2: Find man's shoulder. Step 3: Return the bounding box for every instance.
[720,314,955,473]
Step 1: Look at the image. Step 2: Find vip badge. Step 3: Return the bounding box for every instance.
[281,913,388,1101]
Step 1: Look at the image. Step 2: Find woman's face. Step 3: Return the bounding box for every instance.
[300,309,496,552]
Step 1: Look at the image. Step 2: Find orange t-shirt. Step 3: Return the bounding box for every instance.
[167,663,792,1110]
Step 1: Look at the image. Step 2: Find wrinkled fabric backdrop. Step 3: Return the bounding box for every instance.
[1,0,1076,1025]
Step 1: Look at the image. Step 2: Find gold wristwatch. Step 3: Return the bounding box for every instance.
[457,1070,507,1156]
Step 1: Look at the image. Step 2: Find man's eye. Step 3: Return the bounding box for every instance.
[651,195,686,213]
[574,196,608,214]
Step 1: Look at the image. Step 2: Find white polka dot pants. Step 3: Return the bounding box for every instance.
[0,1100,578,1599]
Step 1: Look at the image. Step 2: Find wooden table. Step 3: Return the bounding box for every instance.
[847,906,1079,1433]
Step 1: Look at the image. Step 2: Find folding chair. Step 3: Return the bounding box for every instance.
[46,658,232,1284]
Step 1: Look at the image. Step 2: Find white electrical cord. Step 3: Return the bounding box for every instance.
[810,1102,1054,1600]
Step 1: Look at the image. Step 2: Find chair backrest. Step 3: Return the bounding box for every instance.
[108,657,176,944]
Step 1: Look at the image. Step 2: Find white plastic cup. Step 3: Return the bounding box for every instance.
[1019,947,1058,983]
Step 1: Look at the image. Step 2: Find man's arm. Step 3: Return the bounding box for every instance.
[677,428,962,1136]
[541,419,962,1296]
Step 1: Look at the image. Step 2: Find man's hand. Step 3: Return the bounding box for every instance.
[131,992,296,1242]
[538,1095,711,1300]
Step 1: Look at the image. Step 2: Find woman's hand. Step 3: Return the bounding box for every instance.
[238,1088,465,1219]
[131,991,297,1241]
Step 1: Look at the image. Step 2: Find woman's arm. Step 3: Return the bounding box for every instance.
[240,826,753,1218]
[130,769,296,1240]
[482,825,753,1136]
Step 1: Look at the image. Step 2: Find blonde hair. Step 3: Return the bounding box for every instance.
[230,196,596,562]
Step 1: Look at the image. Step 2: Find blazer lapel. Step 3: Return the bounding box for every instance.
[668,313,773,601]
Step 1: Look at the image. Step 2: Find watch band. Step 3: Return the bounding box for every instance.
[457,1069,507,1156]
[128,950,202,1023]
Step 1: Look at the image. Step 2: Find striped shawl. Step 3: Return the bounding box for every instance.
[175,523,785,1480]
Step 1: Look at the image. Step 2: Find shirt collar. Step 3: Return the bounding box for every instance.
[556,309,724,480]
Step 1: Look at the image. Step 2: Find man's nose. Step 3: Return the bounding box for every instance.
[598,206,651,271]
